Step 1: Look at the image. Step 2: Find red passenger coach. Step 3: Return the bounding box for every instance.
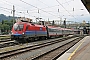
[47,26,63,38]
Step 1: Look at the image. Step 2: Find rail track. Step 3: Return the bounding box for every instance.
[0,39,19,48]
[0,39,11,42]
[33,37,83,60]
[0,35,10,40]
[0,35,84,60]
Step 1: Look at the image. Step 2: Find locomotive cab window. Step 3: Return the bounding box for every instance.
[13,24,24,31]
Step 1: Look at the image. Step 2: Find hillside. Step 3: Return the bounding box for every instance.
[0,14,15,22]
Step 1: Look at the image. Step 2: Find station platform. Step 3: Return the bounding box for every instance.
[57,36,90,60]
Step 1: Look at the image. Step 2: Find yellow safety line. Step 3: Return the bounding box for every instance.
[68,38,86,60]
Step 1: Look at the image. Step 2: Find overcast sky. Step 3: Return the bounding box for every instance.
[0,0,90,23]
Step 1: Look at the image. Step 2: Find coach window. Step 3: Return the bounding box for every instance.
[48,28,52,32]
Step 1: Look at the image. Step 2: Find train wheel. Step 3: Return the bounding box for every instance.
[41,36,46,40]
[29,37,35,42]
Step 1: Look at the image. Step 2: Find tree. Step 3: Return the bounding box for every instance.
[1,24,10,34]
[0,23,2,29]
[0,20,13,34]
[2,20,4,24]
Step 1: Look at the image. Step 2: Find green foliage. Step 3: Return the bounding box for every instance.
[0,20,14,34]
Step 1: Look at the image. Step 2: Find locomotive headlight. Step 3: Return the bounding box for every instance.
[22,32,25,34]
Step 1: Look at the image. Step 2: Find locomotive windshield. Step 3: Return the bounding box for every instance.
[13,24,24,31]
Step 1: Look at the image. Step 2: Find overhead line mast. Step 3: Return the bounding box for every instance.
[12,5,15,25]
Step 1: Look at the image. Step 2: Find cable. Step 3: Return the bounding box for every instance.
[0,0,11,6]
[63,0,73,5]
[3,0,29,12]
[0,8,11,13]
[20,0,58,17]
[0,7,12,10]
[56,0,78,20]
[1,0,59,18]
[37,0,49,7]
[0,0,60,18]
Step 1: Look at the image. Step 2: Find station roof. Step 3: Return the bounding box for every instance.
[81,0,90,13]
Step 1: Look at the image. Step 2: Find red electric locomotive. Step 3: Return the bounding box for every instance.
[11,22,47,42]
